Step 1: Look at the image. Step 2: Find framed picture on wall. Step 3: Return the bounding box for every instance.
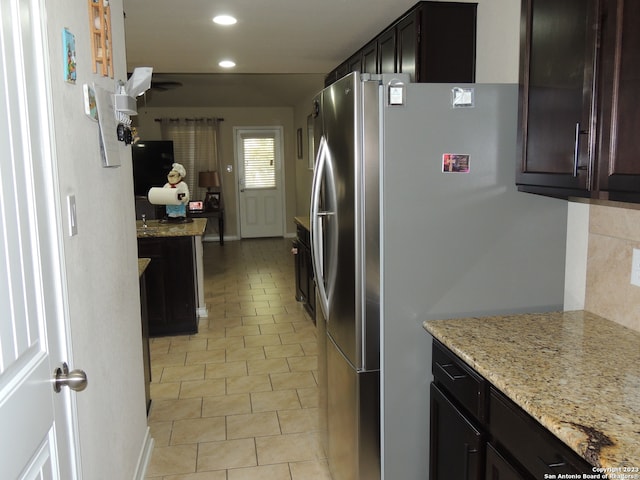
[307,114,314,169]
[62,28,76,84]
[297,128,303,159]
[205,192,221,211]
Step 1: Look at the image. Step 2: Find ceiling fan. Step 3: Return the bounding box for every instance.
[149,79,183,91]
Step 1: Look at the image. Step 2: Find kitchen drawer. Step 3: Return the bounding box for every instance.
[489,387,591,478]
[432,340,486,422]
[137,237,164,256]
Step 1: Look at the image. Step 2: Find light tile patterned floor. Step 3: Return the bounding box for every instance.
[145,238,332,480]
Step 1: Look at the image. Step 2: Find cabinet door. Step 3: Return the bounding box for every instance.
[596,0,640,200]
[139,273,152,414]
[377,28,396,74]
[397,12,417,80]
[137,239,168,332]
[485,444,528,480]
[362,41,378,74]
[430,383,483,480]
[419,2,477,83]
[347,53,362,74]
[138,237,197,336]
[294,241,304,302]
[516,0,600,196]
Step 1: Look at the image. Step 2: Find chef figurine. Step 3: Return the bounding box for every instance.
[163,162,190,219]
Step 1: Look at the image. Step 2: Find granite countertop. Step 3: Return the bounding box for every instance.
[138,258,150,277]
[136,218,207,238]
[294,216,310,232]
[424,310,640,470]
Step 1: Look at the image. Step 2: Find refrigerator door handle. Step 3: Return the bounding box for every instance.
[310,136,336,320]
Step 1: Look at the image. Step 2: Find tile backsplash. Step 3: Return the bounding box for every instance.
[585,202,640,332]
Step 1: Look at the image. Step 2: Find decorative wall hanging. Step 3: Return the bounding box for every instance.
[88,0,113,78]
[62,28,76,84]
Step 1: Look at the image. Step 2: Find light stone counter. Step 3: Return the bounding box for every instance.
[294,215,310,232]
[424,310,640,470]
[136,218,207,238]
[137,258,150,277]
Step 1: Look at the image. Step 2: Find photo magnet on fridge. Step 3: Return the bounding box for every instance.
[442,153,470,173]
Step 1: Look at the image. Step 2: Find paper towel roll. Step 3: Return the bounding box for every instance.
[148,187,183,205]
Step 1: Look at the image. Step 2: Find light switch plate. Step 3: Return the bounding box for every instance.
[631,248,640,286]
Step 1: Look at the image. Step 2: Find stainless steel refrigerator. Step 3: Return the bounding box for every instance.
[310,72,567,480]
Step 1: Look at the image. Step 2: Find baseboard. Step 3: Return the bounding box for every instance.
[132,426,154,480]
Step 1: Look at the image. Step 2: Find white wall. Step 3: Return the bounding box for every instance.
[473,0,521,83]
[46,0,149,477]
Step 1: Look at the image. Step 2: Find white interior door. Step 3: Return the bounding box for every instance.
[235,127,285,238]
[0,0,80,478]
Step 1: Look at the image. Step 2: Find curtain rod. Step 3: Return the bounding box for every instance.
[154,117,224,122]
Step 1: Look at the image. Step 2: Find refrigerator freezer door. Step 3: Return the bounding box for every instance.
[327,334,380,480]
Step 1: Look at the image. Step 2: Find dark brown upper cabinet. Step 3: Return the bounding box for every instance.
[377,27,396,74]
[596,0,640,202]
[517,0,640,203]
[324,1,477,86]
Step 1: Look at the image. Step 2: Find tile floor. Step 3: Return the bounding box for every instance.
[145,238,332,480]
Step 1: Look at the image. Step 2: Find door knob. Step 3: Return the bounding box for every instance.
[53,362,88,393]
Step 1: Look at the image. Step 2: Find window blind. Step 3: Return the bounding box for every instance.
[243,137,276,189]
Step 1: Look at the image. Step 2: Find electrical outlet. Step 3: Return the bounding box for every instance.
[631,248,640,286]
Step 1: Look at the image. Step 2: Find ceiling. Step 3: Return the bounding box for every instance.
[123,0,419,107]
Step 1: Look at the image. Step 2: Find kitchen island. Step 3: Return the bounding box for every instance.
[424,310,640,472]
[137,218,207,336]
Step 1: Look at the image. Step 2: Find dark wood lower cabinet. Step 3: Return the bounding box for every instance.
[139,269,151,414]
[294,223,315,321]
[485,444,526,480]
[489,387,591,478]
[430,383,483,480]
[430,340,592,480]
[138,236,198,336]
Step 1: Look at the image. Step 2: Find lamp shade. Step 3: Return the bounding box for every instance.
[199,171,220,188]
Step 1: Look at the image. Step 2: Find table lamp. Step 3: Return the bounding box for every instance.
[199,170,221,211]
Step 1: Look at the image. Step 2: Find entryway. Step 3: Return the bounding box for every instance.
[235,127,285,238]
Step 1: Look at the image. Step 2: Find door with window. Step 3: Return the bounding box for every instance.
[235,127,285,238]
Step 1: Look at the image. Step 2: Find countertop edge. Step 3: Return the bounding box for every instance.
[294,216,310,232]
[138,258,151,277]
[136,218,207,238]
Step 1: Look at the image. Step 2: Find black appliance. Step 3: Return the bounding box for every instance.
[132,140,174,196]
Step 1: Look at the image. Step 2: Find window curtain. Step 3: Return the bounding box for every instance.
[159,118,222,202]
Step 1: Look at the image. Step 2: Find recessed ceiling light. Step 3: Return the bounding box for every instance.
[218,60,236,68]
[213,15,237,25]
